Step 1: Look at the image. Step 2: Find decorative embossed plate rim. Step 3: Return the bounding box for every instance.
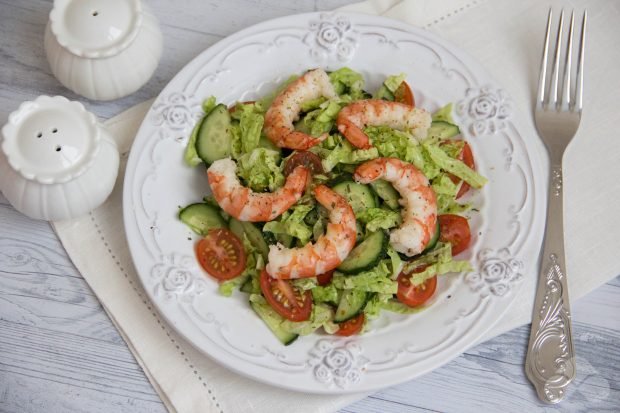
[123,12,546,394]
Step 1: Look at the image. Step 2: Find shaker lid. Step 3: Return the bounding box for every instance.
[1,96,101,184]
[49,0,143,58]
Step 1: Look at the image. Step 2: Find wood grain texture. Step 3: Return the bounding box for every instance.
[0,1,619,412]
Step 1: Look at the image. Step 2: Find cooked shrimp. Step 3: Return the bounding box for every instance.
[266,185,356,279]
[207,158,309,222]
[354,158,437,256]
[337,99,432,149]
[264,69,337,150]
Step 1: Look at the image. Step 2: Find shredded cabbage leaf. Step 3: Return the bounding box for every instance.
[263,204,314,245]
[357,208,401,232]
[236,148,284,192]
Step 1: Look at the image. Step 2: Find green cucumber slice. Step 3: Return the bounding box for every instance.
[337,231,388,274]
[427,120,460,139]
[332,181,377,215]
[423,220,440,253]
[370,180,400,210]
[250,300,298,345]
[334,289,370,323]
[195,104,232,164]
[178,203,227,235]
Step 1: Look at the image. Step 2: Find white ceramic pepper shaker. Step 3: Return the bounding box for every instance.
[0,96,119,221]
[44,0,163,101]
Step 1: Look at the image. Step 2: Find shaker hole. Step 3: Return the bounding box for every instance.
[92,11,99,16]
[52,128,58,133]
[36,132,42,138]
[55,146,62,152]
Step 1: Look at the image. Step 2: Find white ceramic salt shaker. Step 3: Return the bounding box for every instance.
[44,0,163,101]
[0,96,119,221]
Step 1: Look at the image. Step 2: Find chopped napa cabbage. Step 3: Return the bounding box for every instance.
[386,246,403,279]
[357,208,402,232]
[291,276,318,291]
[332,261,397,294]
[402,242,472,286]
[280,303,338,335]
[432,103,456,124]
[408,260,472,286]
[424,143,487,189]
[432,173,459,197]
[311,284,340,304]
[329,67,366,99]
[301,97,327,112]
[184,96,217,166]
[364,126,425,169]
[321,138,379,172]
[236,148,284,192]
[439,139,465,159]
[235,103,264,153]
[218,274,249,297]
[263,204,314,244]
[437,194,472,214]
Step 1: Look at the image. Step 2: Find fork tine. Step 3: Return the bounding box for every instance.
[537,9,553,105]
[561,11,575,109]
[575,10,587,111]
[550,10,564,107]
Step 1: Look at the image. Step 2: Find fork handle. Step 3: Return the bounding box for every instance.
[525,163,576,403]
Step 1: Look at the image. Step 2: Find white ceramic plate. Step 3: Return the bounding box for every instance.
[123,12,545,394]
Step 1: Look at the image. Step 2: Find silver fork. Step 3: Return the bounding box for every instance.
[525,8,587,404]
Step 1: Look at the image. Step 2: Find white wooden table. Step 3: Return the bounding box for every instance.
[0,1,618,412]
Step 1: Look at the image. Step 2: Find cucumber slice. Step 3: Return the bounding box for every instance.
[427,120,460,139]
[370,180,400,210]
[423,220,440,253]
[332,181,377,214]
[195,104,233,164]
[250,300,298,345]
[338,231,388,274]
[334,289,369,323]
[276,233,294,248]
[229,218,269,260]
[178,203,227,235]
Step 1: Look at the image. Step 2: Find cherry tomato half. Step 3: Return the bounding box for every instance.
[196,228,247,280]
[394,81,415,107]
[316,270,334,286]
[448,142,475,199]
[438,214,472,256]
[396,265,437,307]
[283,151,324,177]
[260,269,312,322]
[335,313,365,336]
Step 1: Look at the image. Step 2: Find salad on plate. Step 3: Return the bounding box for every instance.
[179,67,487,345]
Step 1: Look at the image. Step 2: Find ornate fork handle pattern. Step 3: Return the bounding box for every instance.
[525,163,576,403]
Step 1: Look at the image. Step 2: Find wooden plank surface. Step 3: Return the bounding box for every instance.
[0,1,619,412]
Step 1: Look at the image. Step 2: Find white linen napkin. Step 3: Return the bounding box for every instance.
[53,1,620,412]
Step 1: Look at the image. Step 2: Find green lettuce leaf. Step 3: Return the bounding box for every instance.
[386,246,403,279]
[263,204,314,244]
[408,260,472,286]
[184,96,217,166]
[311,284,340,305]
[236,148,284,192]
[321,138,379,172]
[329,67,366,99]
[364,126,425,170]
[332,261,397,294]
[237,104,264,153]
[218,274,249,297]
[357,208,401,232]
[424,143,487,188]
[363,293,392,320]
